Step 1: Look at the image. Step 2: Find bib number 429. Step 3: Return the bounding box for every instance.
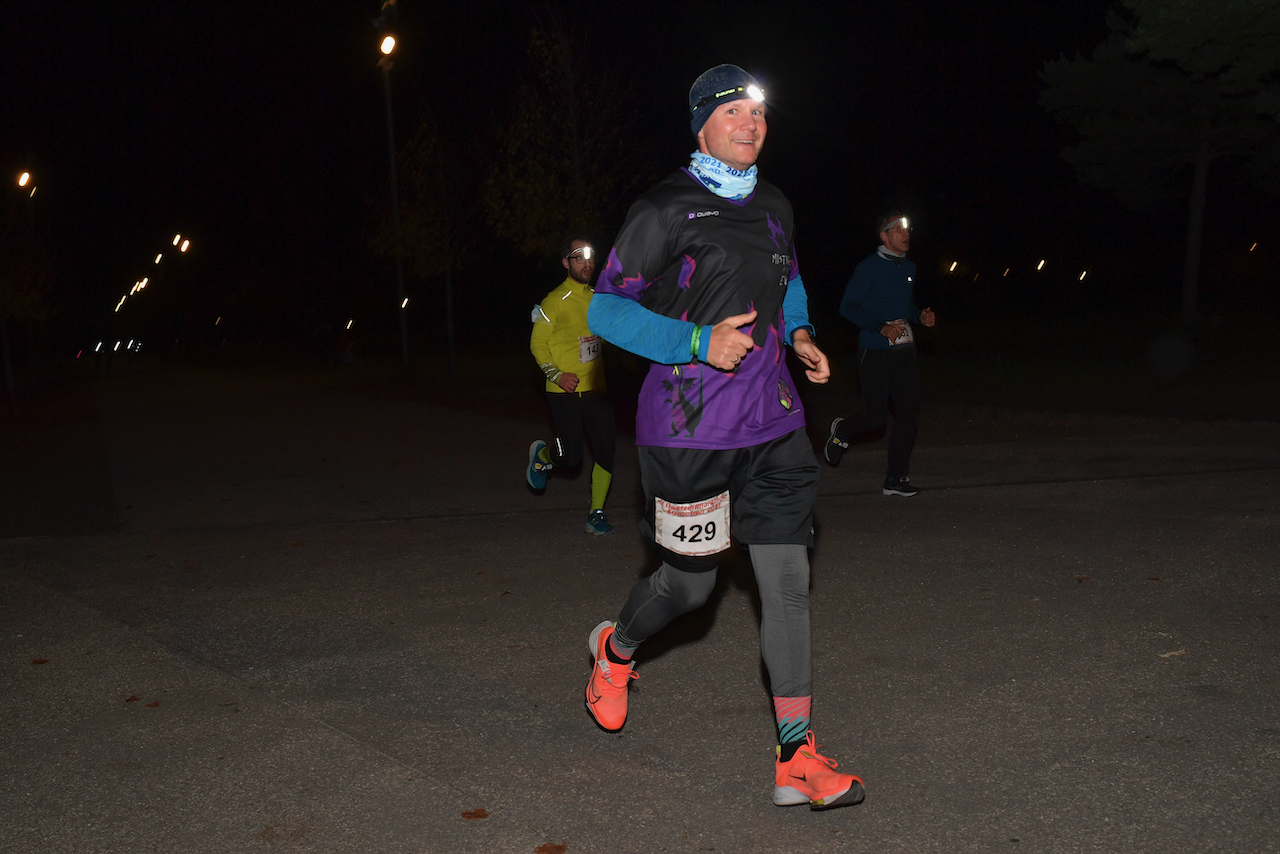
[654,490,731,557]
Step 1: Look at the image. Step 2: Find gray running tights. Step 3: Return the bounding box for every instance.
[613,543,812,697]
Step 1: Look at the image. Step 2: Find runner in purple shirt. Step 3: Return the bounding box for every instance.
[581,64,864,812]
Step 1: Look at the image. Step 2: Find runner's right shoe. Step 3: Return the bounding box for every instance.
[824,417,848,467]
[773,731,865,811]
[527,440,552,490]
[584,620,636,732]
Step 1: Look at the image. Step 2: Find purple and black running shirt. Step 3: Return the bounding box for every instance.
[592,168,808,451]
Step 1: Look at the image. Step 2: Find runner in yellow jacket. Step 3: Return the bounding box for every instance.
[526,235,617,536]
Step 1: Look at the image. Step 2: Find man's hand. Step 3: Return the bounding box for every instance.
[920,307,936,327]
[791,329,830,384]
[880,320,907,340]
[707,309,756,371]
[556,372,580,392]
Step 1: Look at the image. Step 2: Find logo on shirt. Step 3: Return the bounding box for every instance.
[766,212,785,249]
[772,253,790,266]
[687,210,720,220]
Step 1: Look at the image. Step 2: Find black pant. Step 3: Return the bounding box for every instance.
[837,345,920,479]
[546,391,616,473]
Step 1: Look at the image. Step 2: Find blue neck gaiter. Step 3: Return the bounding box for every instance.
[688,151,758,200]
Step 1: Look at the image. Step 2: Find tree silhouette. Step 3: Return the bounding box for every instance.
[1,196,54,404]
[1040,0,1280,324]
[484,9,657,260]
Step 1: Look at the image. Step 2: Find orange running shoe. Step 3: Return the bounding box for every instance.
[583,620,637,732]
[773,731,865,811]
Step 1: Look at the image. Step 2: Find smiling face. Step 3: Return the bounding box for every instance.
[695,98,767,172]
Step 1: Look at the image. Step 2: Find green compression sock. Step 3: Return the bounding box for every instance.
[590,463,613,511]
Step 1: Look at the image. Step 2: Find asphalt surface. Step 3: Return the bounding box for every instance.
[3,363,1279,853]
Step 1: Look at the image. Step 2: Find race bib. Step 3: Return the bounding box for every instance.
[579,335,602,363]
[889,320,914,346]
[654,490,731,557]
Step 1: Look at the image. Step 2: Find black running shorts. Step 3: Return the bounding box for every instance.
[637,428,818,572]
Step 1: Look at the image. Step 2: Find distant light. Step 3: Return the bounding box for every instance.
[401,297,409,308]
[173,234,181,246]
[949,261,957,272]
[76,350,82,359]
[115,296,126,312]
[128,339,134,349]
[1036,260,1045,271]
[747,84,765,103]
[973,273,979,281]
[130,284,138,295]
[380,35,396,55]
[1250,242,1257,251]
[141,277,148,287]
[17,172,30,187]
[29,186,36,197]
[215,317,221,325]
[180,239,190,252]
[155,254,163,264]
[95,341,103,352]
[114,341,121,351]
[346,319,354,330]
[1079,271,1087,281]
[1003,268,1010,277]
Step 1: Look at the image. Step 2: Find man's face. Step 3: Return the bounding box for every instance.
[562,240,595,285]
[696,98,767,172]
[881,223,910,255]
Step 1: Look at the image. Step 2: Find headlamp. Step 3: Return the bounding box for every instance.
[689,84,766,118]
[566,246,595,261]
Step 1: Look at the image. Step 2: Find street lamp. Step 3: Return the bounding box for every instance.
[374,3,409,369]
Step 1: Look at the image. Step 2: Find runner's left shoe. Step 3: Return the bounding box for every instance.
[585,509,615,536]
[527,440,552,490]
[773,731,865,811]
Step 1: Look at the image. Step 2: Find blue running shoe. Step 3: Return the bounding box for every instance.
[527,440,552,490]
[585,509,615,536]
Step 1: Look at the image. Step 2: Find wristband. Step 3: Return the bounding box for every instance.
[690,325,702,359]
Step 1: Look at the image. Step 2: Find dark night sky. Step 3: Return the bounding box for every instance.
[3,1,1271,354]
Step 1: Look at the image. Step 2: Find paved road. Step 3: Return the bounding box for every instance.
[3,365,1278,853]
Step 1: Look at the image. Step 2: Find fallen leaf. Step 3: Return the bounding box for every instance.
[31,659,48,665]
[461,808,488,820]
[144,701,161,707]
[1076,576,1090,583]
[125,696,141,703]
[535,845,567,854]
[1159,649,1189,658]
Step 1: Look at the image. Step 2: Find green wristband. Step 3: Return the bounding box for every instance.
[690,325,702,359]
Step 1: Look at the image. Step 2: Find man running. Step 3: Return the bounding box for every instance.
[526,236,617,535]
[582,64,864,811]
[823,213,937,496]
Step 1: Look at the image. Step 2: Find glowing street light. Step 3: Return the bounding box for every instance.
[949,261,957,272]
[1036,259,1046,271]
[375,5,409,368]
[1079,270,1088,281]
[154,254,163,264]
[180,239,190,252]
[1250,242,1257,251]
[173,234,181,246]
[17,172,30,187]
